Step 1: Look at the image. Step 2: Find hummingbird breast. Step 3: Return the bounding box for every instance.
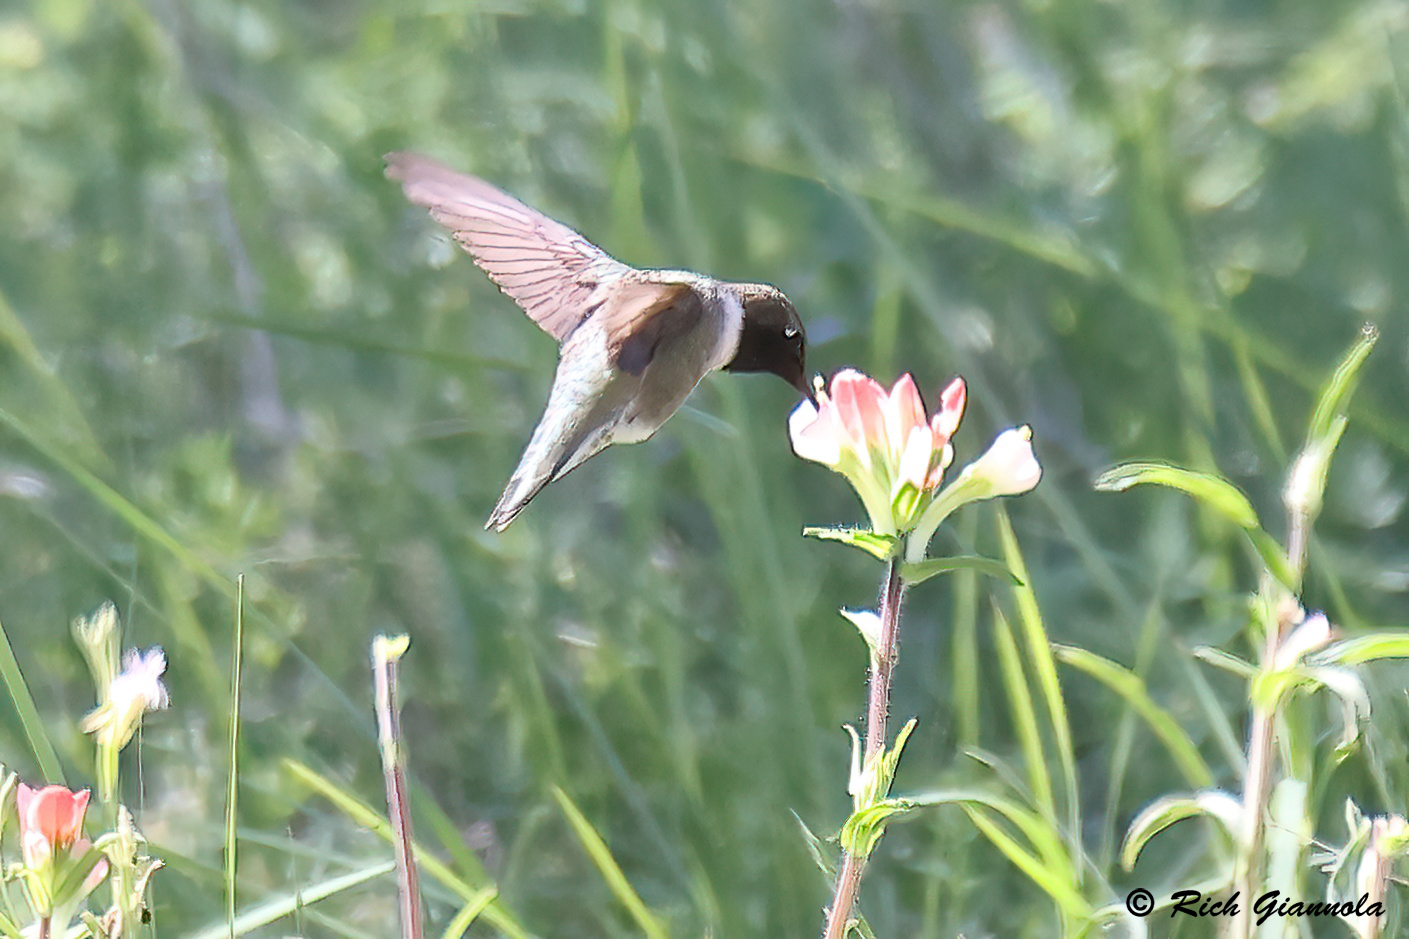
[614,279,744,442]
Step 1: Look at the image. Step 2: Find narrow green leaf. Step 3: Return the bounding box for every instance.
[439,887,499,939]
[992,609,1055,828]
[901,555,1021,587]
[225,576,246,939]
[552,785,669,939]
[961,805,1093,922]
[1054,645,1214,788]
[187,861,395,939]
[1095,462,1260,530]
[1120,791,1243,870]
[1191,645,1257,679]
[1306,323,1377,446]
[1095,462,1297,589]
[997,509,1080,863]
[1314,633,1409,666]
[802,526,896,560]
[284,760,533,939]
[791,810,835,879]
[889,787,1077,892]
[0,615,63,783]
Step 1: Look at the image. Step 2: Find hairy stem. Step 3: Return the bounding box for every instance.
[1231,509,1311,939]
[822,557,906,939]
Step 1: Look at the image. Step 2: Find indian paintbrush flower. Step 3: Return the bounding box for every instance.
[789,368,1040,560]
[789,369,967,536]
[13,782,107,920]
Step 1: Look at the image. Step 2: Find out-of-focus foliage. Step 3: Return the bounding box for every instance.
[1,0,1407,934]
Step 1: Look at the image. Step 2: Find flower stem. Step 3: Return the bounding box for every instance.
[822,556,906,939]
[373,636,423,939]
[1231,509,1311,939]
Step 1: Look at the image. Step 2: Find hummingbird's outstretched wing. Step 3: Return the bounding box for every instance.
[385,152,629,343]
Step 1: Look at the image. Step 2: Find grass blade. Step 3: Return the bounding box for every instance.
[1053,645,1214,788]
[992,608,1055,827]
[188,861,395,939]
[997,508,1080,862]
[0,614,63,782]
[551,785,669,939]
[439,887,499,939]
[285,759,535,939]
[225,575,246,939]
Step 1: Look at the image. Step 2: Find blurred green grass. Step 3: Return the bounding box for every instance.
[1,0,1408,935]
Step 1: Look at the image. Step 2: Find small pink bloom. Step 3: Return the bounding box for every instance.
[16,783,91,870]
[789,369,968,534]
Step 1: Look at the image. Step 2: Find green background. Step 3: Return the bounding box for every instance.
[1,0,1408,934]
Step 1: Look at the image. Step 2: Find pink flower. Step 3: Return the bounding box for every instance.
[16,783,91,870]
[790,369,966,534]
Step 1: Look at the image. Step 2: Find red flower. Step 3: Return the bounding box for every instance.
[16,783,91,870]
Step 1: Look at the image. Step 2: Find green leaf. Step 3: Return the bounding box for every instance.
[992,609,1055,830]
[1095,463,1298,589]
[791,810,836,879]
[1191,645,1257,679]
[901,555,1022,586]
[284,760,533,939]
[0,614,64,784]
[960,805,1093,922]
[1313,633,1409,666]
[1095,462,1260,529]
[1054,645,1215,788]
[439,887,500,939]
[869,786,1085,916]
[997,509,1080,861]
[1120,791,1243,870]
[187,862,395,939]
[802,526,897,560]
[552,785,669,939]
[840,798,916,858]
[1306,323,1377,446]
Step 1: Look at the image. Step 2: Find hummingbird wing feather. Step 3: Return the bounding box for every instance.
[385,152,629,343]
[602,281,707,375]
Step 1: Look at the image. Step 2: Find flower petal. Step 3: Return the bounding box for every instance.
[884,374,927,459]
[968,426,1041,497]
[931,377,967,442]
[830,370,886,462]
[789,396,843,466]
[896,426,937,493]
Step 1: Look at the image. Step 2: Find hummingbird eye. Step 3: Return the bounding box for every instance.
[783,325,799,340]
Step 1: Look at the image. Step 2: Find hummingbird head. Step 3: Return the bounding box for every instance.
[726,284,813,402]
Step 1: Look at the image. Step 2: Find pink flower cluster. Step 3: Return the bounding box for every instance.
[790,368,1040,551]
[790,370,966,534]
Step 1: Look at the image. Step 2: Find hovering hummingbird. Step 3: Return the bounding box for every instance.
[385,152,811,531]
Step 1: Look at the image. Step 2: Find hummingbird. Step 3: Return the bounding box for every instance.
[385,152,811,531]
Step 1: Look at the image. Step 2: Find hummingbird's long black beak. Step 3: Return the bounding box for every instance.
[796,371,817,406]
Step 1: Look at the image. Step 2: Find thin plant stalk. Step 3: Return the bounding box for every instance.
[373,636,423,939]
[224,574,245,939]
[822,557,906,939]
[1231,509,1311,939]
